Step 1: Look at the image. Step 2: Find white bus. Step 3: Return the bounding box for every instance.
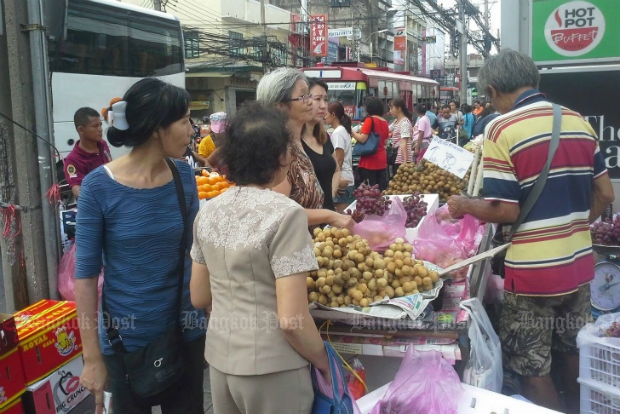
[45,0,185,159]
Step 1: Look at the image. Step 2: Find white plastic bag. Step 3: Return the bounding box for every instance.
[460,297,503,392]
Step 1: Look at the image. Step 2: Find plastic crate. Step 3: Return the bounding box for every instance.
[577,315,620,387]
[578,378,620,414]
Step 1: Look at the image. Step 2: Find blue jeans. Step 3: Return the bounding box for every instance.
[103,335,206,414]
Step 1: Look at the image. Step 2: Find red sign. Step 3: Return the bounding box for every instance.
[290,13,302,34]
[394,35,407,51]
[311,14,328,57]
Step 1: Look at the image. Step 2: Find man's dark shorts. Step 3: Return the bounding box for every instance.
[500,284,592,377]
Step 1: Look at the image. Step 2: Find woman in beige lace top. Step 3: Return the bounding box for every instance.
[190,103,330,413]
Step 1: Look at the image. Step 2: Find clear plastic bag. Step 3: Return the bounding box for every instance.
[353,197,407,252]
[369,348,463,414]
[346,357,367,400]
[57,243,103,301]
[460,298,503,392]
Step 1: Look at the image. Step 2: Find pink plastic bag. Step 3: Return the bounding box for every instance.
[57,243,103,301]
[369,348,463,414]
[413,204,484,279]
[353,197,407,252]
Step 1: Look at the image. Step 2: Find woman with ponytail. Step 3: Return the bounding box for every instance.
[326,101,354,211]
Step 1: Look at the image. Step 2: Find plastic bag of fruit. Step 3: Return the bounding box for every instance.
[346,357,367,400]
[413,205,484,280]
[58,243,103,302]
[353,197,407,252]
[369,348,462,414]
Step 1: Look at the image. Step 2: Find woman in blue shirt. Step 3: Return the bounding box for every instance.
[74,78,206,413]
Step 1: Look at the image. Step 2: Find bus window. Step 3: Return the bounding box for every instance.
[49,1,183,77]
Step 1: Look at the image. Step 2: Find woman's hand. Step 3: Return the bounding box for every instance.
[80,357,107,414]
[330,213,355,231]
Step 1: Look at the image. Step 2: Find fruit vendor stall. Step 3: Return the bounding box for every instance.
[304,138,502,396]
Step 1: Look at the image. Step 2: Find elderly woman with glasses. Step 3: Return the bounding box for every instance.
[257,68,354,230]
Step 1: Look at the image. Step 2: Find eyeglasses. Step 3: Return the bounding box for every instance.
[286,94,312,103]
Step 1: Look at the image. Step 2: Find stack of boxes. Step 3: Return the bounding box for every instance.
[0,300,92,414]
[0,313,25,413]
[577,315,620,414]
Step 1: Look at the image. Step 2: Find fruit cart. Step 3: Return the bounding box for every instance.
[308,196,495,392]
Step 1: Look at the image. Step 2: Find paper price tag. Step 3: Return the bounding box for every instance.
[423,137,475,179]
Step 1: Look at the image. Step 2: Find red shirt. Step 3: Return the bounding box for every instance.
[63,140,112,187]
[358,116,389,170]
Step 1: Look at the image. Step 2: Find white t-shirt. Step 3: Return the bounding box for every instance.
[330,125,354,183]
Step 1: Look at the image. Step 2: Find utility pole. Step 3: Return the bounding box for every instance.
[0,0,50,311]
[458,0,468,106]
[153,0,162,11]
[260,0,268,73]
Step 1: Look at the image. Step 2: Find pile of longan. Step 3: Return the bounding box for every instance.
[384,160,467,202]
[308,227,440,308]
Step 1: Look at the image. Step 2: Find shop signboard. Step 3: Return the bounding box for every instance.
[539,65,620,179]
[310,14,328,57]
[531,0,620,65]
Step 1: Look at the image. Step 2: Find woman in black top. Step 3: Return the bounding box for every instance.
[302,79,337,210]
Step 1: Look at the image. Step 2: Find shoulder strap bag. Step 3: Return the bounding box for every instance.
[311,342,356,414]
[353,117,380,157]
[103,158,188,400]
[492,104,562,275]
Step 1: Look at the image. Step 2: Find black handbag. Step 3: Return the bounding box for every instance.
[491,104,562,277]
[353,117,380,157]
[104,158,188,399]
[386,142,398,165]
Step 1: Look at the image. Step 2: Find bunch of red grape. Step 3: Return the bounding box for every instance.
[591,216,620,246]
[600,321,620,338]
[403,193,428,228]
[345,183,391,223]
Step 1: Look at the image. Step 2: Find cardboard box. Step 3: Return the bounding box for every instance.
[0,395,24,414]
[22,356,90,414]
[0,314,18,356]
[15,300,82,385]
[0,347,25,410]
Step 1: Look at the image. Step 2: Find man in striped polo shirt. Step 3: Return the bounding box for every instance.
[447,49,614,413]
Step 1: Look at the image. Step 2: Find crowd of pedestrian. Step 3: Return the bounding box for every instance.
[63,49,613,414]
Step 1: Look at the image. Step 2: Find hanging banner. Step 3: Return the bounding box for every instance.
[393,28,407,51]
[531,0,620,65]
[311,14,328,57]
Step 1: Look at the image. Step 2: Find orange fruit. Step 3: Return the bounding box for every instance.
[198,191,208,199]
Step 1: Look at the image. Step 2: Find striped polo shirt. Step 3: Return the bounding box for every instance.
[483,97,608,295]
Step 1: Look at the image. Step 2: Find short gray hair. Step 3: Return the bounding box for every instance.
[478,49,540,96]
[256,68,308,106]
